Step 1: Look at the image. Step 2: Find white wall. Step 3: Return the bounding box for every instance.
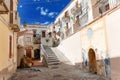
[56,31,82,65]
[26,27,47,35]
[18,36,24,46]
[105,8,120,58]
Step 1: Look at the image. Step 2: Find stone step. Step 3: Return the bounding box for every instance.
[48,58,57,61]
[48,61,61,65]
[47,59,60,62]
[48,58,59,61]
[47,56,57,58]
[47,55,57,57]
[43,45,60,66]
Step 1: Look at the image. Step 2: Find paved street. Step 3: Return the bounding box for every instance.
[9,63,105,80]
[9,46,105,80]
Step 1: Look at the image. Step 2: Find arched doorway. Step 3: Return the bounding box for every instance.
[88,48,97,73]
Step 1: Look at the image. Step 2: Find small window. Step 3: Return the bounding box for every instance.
[76,15,80,27]
[42,31,46,37]
[65,11,68,17]
[10,0,13,24]
[105,4,109,11]
[15,11,17,20]
[66,23,69,29]
[99,7,103,14]
[9,36,12,58]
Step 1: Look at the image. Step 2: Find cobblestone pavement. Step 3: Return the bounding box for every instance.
[9,63,105,80]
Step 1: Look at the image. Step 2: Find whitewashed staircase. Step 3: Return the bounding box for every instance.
[43,46,60,66]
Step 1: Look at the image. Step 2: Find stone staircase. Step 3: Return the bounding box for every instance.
[43,46,60,66]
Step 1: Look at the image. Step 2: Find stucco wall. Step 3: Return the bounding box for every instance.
[56,31,82,65]
[106,8,120,58]
[56,17,107,65]
[105,7,120,79]
[0,14,17,79]
[80,17,107,60]
[0,17,12,71]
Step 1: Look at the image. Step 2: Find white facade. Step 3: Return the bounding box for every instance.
[25,24,47,35]
[57,31,82,65]
[105,7,120,58]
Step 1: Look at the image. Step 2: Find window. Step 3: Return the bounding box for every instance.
[76,15,80,27]
[99,4,110,14]
[42,31,46,37]
[9,36,12,58]
[66,23,69,30]
[33,29,37,37]
[15,11,17,20]
[65,11,68,17]
[10,0,13,24]
[105,4,109,11]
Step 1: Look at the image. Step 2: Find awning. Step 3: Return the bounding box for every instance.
[0,0,9,14]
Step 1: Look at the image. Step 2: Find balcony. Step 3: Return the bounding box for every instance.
[33,37,41,44]
[75,20,81,27]
[66,28,71,37]
[62,16,70,23]
[33,34,41,44]
[109,0,120,8]
[9,24,20,32]
[0,0,9,14]
[95,0,109,6]
[80,13,88,26]
[71,6,82,17]
[55,21,62,27]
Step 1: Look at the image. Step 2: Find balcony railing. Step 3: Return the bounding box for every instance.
[109,0,120,8]
[71,6,82,17]
[66,28,71,37]
[9,24,20,32]
[62,16,70,23]
[80,12,88,26]
[75,20,81,27]
[95,0,109,6]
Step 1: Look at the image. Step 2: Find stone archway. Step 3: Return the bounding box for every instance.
[88,48,97,73]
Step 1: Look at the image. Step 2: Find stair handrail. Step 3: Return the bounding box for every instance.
[40,44,48,66]
[41,44,48,59]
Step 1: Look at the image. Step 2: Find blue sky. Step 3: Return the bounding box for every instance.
[17,0,71,25]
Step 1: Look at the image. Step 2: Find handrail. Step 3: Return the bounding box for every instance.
[40,44,48,66]
[41,44,48,59]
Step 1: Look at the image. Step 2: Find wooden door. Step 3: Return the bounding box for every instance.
[88,48,97,73]
[26,49,31,58]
